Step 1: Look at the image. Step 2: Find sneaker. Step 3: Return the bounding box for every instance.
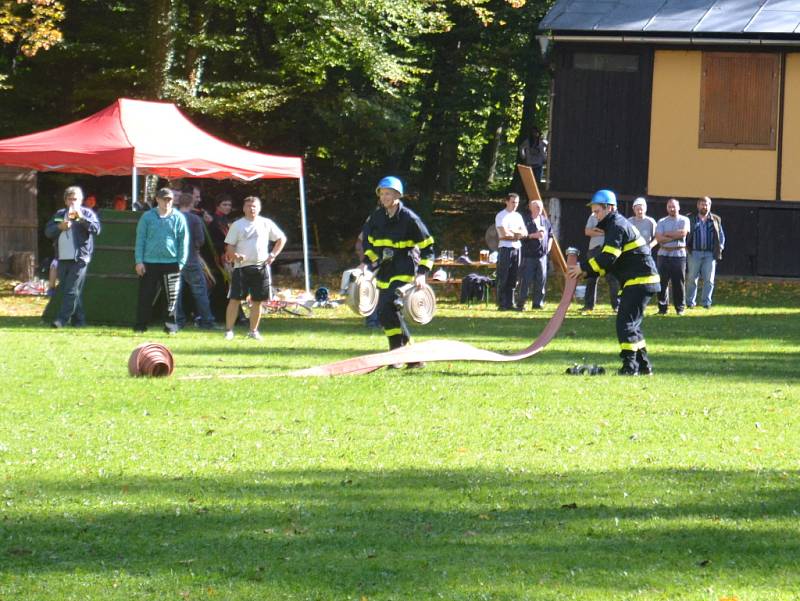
[51,320,64,329]
[639,365,654,376]
[676,310,685,316]
[387,363,405,370]
[406,362,426,369]
[702,304,710,310]
[224,330,234,341]
[247,330,263,341]
[617,366,639,376]
[163,321,178,335]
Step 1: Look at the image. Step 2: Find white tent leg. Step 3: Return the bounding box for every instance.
[299,176,311,294]
[131,166,138,210]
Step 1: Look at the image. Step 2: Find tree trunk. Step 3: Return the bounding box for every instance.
[148,0,177,99]
[185,0,210,97]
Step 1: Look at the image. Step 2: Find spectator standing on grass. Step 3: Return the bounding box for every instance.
[223,196,287,341]
[133,188,189,333]
[175,193,217,330]
[43,185,102,328]
[686,196,725,309]
[655,198,690,315]
[517,198,553,310]
[495,192,527,311]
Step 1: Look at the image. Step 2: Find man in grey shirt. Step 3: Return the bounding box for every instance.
[628,197,657,249]
[654,198,690,315]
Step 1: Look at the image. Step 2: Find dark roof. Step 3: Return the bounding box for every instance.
[539,0,800,35]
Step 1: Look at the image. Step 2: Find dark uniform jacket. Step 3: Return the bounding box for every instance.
[580,211,660,292]
[362,201,435,289]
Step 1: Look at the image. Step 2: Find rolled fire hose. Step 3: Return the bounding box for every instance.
[396,283,436,325]
[290,249,581,376]
[128,342,175,377]
[346,272,379,317]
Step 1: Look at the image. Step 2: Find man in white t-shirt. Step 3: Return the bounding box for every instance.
[494,192,528,310]
[223,196,287,340]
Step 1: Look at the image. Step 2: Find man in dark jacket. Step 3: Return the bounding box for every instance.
[686,196,725,309]
[518,198,553,310]
[44,186,102,328]
[360,176,435,367]
[176,193,217,329]
[568,189,661,376]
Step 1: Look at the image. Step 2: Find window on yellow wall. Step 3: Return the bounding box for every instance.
[699,52,779,150]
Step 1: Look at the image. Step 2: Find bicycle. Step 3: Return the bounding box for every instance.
[241,297,313,318]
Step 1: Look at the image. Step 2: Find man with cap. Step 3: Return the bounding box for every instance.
[628,197,657,250]
[568,189,661,375]
[133,187,189,333]
[360,176,435,368]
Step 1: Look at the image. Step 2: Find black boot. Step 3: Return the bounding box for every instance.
[618,350,639,376]
[636,348,653,376]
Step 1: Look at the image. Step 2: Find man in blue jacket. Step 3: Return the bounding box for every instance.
[133,187,189,333]
[44,186,102,328]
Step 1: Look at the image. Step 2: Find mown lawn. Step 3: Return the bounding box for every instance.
[1,278,799,601]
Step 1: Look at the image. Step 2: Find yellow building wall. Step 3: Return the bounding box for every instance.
[781,54,800,201]
[648,50,777,201]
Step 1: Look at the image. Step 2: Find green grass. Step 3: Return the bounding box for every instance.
[1,278,799,600]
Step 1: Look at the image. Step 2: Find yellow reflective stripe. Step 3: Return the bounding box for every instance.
[364,249,378,262]
[418,258,434,269]
[588,257,606,276]
[417,236,434,249]
[623,274,660,288]
[622,237,646,253]
[601,245,622,258]
[620,340,646,351]
[384,328,402,337]
[376,274,414,289]
[367,236,417,249]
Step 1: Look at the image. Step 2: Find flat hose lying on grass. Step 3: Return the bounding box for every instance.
[128,342,175,377]
[289,252,579,377]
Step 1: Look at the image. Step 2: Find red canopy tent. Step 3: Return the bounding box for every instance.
[0,98,312,290]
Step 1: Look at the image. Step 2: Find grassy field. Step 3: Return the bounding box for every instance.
[1,278,799,601]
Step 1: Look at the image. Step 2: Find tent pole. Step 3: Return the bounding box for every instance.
[298,176,311,294]
[131,166,138,211]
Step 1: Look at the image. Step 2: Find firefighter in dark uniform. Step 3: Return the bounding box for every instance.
[359,176,435,367]
[568,189,661,375]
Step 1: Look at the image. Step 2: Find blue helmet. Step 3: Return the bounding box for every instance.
[376,176,403,196]
[588,189,617,207]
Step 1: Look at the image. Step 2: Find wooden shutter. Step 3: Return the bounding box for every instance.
[699,52,779,150]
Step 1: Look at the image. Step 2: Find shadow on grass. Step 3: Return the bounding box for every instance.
[3,468,799,596]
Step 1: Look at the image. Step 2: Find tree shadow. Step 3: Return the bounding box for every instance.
[3,468,799,596]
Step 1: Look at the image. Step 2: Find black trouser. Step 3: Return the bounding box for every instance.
[135,262,181,330]
[617,284,655,372]
[377,281,411,350]
[496,247,520,309]
[656,255,686,313]
[584,247,619,310]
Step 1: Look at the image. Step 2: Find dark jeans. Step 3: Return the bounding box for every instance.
[656,255,686,312]
[135,262,181,331]
[176,261,216,328]
[496,247,520,310]
[584,247,619,310]
[518,254,547,308]
[55,259,88,325]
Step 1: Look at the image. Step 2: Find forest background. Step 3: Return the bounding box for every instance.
[0,0,553,254]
